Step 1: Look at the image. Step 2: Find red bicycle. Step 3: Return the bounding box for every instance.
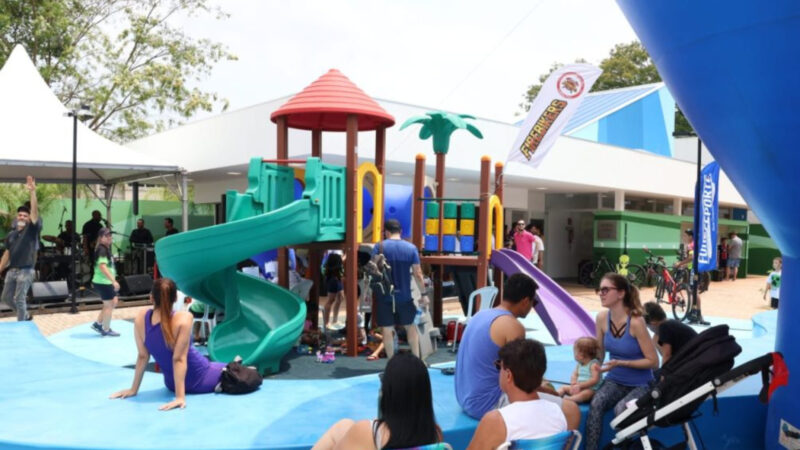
[644,247,693,321]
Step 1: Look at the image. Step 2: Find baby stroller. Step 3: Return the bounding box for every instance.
[608,325,788,450]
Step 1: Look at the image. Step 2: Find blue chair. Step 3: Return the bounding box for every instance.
[496,430,582,450]
[396,443,453,450]
[452,286,498,352]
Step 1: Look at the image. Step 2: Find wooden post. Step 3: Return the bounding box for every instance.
[308,128,322,328]
[276,117,289,290]
[476,157,491,304]
[434,152,445,325]
[345,115,359,357]
[494,161,504,305]
[312,129,322,158]
[435,153,445,253]
[412,154,425,249]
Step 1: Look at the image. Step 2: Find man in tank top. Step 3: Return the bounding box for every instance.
[467,338,567,449]
[454,273,580,428]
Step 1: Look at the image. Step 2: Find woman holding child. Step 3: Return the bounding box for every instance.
[585,273,659,450]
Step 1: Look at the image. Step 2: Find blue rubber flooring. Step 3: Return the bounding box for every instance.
[0,310,778,449]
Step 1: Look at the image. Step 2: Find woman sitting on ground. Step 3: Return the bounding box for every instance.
[110,278,226,410]
[312,353,443,449]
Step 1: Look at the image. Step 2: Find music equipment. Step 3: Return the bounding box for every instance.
[119,274,153,296]
[30,281,69,303]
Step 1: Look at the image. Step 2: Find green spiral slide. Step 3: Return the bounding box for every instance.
[155,157,345,374]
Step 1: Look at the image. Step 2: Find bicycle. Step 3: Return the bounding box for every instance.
[650,252,693,321]
[578,253,645,288]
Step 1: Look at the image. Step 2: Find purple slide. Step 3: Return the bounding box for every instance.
[490,248,595,345]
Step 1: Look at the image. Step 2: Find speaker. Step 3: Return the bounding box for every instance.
[31,281,69,303]
[119,274,153,296]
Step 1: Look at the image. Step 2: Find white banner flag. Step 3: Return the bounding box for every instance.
[507,63,602,167]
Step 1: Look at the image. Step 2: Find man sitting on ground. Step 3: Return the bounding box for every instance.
[467,338,567,449]
[454,273,580,429]
[643,301,698,365]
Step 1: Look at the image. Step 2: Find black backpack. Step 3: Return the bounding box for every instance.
[365,241,394,302]
[217,358,262,395]
[616,325,742,429]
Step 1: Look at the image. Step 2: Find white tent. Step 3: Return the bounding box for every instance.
[0,45,188,228]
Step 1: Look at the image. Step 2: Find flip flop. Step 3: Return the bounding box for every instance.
[366,354,380,361]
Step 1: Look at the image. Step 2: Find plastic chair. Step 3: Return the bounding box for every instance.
[192,303,216,341]
[496,430,582,450]
[452,286,498,352]
[290,279,313,302]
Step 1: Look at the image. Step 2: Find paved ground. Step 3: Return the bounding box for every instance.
[2,275,771,336]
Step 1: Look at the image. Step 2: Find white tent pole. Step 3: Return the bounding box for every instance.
[180,172,188,232]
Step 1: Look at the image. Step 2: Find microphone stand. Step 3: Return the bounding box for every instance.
[58,206,67,233]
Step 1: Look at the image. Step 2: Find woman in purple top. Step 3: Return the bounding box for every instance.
[110,278,225,410]
[585,273,658,450]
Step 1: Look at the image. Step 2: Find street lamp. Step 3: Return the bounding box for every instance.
[66,104,93,314]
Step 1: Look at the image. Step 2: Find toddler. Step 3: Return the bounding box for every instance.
[557,336,602,403]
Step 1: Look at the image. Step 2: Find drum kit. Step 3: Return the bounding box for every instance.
[35,234,154,286]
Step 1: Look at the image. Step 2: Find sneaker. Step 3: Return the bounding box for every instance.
[696,315,711,326]
[91,322,103,333]
[686,310,699,324]
[25,314,34,321]
[101,328,120,337]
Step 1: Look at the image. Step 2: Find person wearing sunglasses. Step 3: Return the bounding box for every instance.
[585,274,659,450]
[467,339,567,449]
[454,274,580,429]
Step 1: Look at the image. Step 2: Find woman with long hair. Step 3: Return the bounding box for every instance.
[110,278,225,410]
[312,353,443,449]
[89,228,120,336]
[585,273,658,450]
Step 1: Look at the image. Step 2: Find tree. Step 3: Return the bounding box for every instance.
[519,42,692,134]
[0,0,235,142]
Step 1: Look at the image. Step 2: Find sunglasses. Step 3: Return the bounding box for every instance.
[494,359,503,371]
[595,287,619,295]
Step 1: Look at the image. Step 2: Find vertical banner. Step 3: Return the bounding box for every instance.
[507,63,602,168]
[696,161,720,272]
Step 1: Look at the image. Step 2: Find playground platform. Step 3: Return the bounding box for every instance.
[0,308,777,449]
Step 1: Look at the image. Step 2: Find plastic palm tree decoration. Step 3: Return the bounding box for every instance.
[399,111,483,154]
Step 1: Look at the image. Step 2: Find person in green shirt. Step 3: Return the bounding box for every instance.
[90,228,120,337]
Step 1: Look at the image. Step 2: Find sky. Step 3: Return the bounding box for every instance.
[178,0,638,124]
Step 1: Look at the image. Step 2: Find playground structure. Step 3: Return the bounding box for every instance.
[157,68,396,365]
[615,0,799,445]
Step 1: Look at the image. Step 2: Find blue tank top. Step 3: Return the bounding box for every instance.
[144,309,225,394]
[604,314,653,386]
[455,308,512,419]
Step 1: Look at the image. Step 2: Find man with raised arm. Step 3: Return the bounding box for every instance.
[1,176,40,321]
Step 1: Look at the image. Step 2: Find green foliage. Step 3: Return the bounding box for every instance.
[0,182,74,229]
[0,0,235,142]
[592,42,660,91]
[400,111,483,154]
[518,42,692,133]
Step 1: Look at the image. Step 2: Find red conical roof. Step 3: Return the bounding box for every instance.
[270,69,395,131]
